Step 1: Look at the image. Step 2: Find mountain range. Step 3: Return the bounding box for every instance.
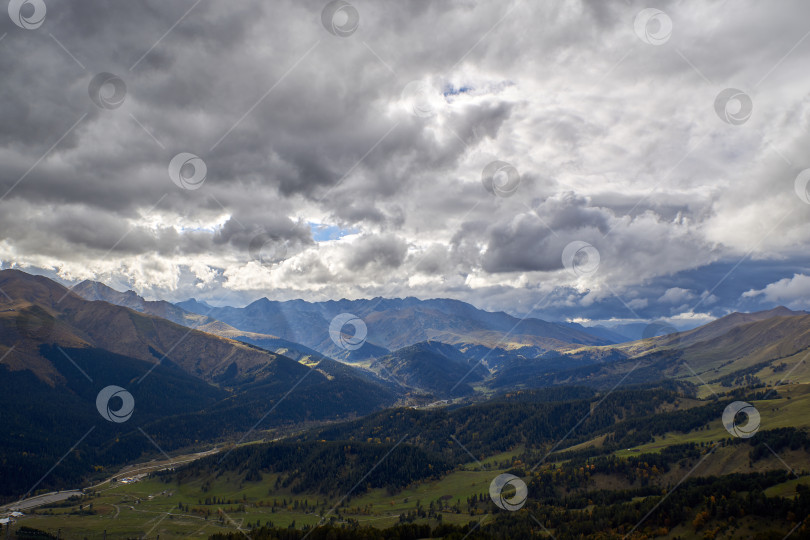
[57,275,810,397]
[0,270,397,499]
[3,268,810,501]
[174,294,613,359]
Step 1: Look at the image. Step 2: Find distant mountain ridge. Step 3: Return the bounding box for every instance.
[72,279,337,365]
[561,322,633,343]
[72,280,210,327]
[70,280,614,397]
[176,295,615,362]
[61,277,810,396]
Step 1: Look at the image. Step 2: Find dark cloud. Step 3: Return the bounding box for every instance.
[345,233,407,271]
[1,0,810,322]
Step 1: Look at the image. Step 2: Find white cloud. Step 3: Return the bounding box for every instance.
[658,287,696,304]
[744,273,810,309]
[628,298,648,310]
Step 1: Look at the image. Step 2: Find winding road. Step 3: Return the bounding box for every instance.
[0,447,220,514]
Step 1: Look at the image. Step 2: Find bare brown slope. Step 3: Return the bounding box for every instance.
[71,279,296,345]
[0,269,304,385]
[670,306,802,349]
[616,309,810,368]
[675,313,810,374]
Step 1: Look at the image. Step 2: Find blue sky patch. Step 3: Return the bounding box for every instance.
[309,222,359,242]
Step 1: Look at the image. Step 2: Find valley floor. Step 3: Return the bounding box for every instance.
[7,385,810,539]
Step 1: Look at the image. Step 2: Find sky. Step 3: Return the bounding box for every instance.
[1,0,810,328]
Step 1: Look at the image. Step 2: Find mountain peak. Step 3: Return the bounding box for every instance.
[0,268,75,305]
[719,305,806,324]
[762,305,805,317]
[178,297,213,310]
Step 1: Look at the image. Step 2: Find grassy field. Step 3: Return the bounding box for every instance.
[764,475,810,497]
[613,382,810,457]
[20,474,324,538]
[12,449,515,539]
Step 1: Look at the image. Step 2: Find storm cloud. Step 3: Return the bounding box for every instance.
[2,0,810,326]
